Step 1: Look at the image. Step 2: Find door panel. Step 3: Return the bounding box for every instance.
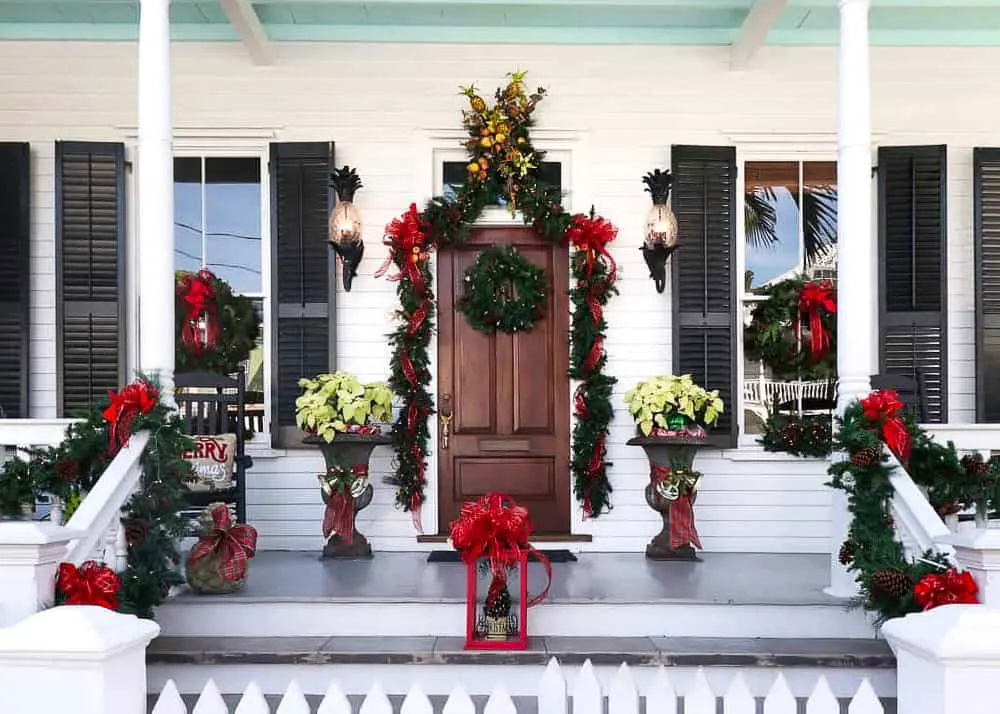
[437,226,570,534]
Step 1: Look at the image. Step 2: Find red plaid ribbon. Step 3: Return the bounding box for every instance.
[56,560,121,610]
[669,495,702,550]
[189,504,258,582]
[322,465,368,544]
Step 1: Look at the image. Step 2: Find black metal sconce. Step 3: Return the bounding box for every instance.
[641,169,679,294]
[328,166,364,292]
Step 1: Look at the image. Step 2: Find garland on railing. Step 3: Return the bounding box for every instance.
[378,72,618,527]
[0,377,194,619]
[827,389,985,622]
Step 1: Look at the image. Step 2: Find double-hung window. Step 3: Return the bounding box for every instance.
[739,160,839,438]
[173,155,268,438]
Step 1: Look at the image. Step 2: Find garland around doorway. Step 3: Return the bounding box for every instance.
[377,72,619,529]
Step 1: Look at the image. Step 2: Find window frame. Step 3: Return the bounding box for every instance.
[735,149,839,448]
[433,147,572,202]
[172,146,272,443]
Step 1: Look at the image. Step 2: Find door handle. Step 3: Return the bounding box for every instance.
[440,393,453,450]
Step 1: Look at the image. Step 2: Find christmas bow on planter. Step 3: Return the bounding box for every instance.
[102,379,159,454]
[56,560,121,610]
[651,465,702,550]
[796,280,836,362]
[177,269,221,355]
[860,389,912,466]
[188,503,258,583]
[449,492,551,607]
[320,464,368,545]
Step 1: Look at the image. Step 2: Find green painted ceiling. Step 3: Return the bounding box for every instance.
[0,0,998,45]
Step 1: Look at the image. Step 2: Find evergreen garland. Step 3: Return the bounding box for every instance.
[380,72,618,524]
[459,245,548,334]
[827,397,984,623]
[759,413,832,458]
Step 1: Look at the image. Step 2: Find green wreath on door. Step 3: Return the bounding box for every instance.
[459,245,548,334]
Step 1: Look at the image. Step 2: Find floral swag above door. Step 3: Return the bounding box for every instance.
[377,72,619,531]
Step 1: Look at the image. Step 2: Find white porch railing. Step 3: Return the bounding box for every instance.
[149,661,884,714]
[886,451,956,563]
[0,418,78,449]
[743,379,832,412]
[63,431,149,572]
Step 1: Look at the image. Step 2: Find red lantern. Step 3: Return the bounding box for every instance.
[449,492,552,651]
[465,552,529,650]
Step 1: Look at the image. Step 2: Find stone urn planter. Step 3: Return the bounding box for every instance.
[304,432,391,560]
[627,431,706,562]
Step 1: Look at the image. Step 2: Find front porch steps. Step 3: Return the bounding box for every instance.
[148,635,895,669]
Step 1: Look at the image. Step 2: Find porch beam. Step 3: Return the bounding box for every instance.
[218,0,274,66]
[826,0,873,600]
[729,0,788,69]
[137,0,176,405]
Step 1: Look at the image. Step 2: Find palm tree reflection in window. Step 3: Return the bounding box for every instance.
[744,161,838,290]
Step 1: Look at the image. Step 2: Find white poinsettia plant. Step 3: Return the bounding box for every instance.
[624,374,725,436]
[295,371,394,442]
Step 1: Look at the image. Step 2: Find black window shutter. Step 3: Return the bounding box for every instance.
[975,147,1000,422]
[877,145,948,423]
[55,141,126,417]
[0,143,30,418]
[269,142,334,446]
[671,145,738,447]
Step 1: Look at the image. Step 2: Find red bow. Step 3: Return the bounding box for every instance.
[914,568,979,610]
[102,380,159,454]
[651,465,702,550]
[565,214,618,284]
[860,389,912,465]
[797,280,836,362]
[56,560,121,610]
[322,465,368,545]
[376,203,431,295]
[449,492,551,607]
[188,504,258,582]
[177,269,220,355]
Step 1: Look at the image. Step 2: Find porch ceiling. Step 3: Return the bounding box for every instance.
[0,0,997,46]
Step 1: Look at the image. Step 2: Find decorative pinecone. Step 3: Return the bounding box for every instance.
[885,514,895,528]
[961,454,990,475]
[839,540,857,565]
[871,568,913,598]
[850,447,881,468]
[122,517,150,547]
[484,583,512,618]
[55,458,80,483]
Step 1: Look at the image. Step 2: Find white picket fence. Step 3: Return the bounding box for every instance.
[150,659,885,714]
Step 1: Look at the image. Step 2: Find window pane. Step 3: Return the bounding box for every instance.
[244,298,265,437]
[441,161,562,203]
[803,161,838,279]
[205,157,262,293]
[744,161,800,290]
[742,300,768,435]
[174,157,203,273]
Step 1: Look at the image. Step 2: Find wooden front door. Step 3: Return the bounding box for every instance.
[437,226,571,534]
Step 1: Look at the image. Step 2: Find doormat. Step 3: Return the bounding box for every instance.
[427,549,577,564]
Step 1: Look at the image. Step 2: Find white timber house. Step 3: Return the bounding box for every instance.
[6,1,1000,711]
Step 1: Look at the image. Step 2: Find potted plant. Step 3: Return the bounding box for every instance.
[295,371,394,559]
[625,374,724,561]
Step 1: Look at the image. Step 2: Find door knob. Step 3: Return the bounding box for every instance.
[440,393,453,450]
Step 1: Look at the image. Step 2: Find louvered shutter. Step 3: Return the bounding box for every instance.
[55,142,126,416]
[269,142,334,446]
[975,148,1000,422]
[877,145,948,423]
[0,143,30,418]
[671,145,738,447]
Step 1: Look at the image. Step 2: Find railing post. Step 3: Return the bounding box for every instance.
[0,522,82,628]
[0,605,160,714]
[883,605,1000,714]
[937,530,1000,607]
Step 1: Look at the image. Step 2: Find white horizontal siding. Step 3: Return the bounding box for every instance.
[1,41,995,551]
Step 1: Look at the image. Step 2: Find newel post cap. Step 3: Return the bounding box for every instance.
[0,605,160,661]
[882,605,1000,662]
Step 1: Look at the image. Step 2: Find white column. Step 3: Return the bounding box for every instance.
[938,530,1000,607]
[137,0,176,406]
[827,0,873,598]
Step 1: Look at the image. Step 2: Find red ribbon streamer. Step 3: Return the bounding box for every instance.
[56,560,121,610]
[797,280,836,362]
[189,504,258,582]
[650,465,702,550]
[449,492,551,607]
[914,568,979,610]
[322,465,368,545]
[860,389,913,466]
[177,269,220,356]
[102,380,159,454]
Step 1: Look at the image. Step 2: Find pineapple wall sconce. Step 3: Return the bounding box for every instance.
[641,169,679,294]
[328,166,365,292]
